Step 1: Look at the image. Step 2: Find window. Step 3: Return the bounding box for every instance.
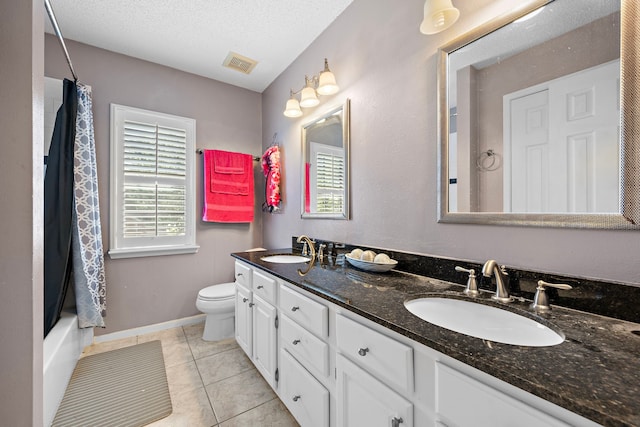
[310,142,345,214]
[109,104,198,258]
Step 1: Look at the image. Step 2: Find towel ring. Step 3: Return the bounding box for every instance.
[477,149,502,172]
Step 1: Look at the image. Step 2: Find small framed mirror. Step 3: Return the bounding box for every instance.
[301,99,350,219]
[437,0,640,229]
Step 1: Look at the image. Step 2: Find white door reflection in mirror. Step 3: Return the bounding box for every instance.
[504,60,620,213]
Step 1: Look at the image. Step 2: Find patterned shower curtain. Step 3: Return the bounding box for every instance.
[71,84,106,328]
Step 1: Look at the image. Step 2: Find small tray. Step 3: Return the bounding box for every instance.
[345,254,398,272]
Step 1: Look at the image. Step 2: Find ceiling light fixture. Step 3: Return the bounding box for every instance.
[283,58,339,118]
[420,0,460,35]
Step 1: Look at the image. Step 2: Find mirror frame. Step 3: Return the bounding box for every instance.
[437,0,640,229]
[300,98,351,219]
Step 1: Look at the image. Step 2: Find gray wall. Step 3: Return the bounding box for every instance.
[0,1,44,425]
[45,35,264,335]
[261,0,640,286]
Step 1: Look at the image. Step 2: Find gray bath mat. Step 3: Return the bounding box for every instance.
[52,340,172,427]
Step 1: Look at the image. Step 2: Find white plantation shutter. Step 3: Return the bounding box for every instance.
[311,142,345,214]
[109,105,198,258]
[316,151,345,213]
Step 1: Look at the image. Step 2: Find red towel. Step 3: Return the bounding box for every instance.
[203,149,254,223]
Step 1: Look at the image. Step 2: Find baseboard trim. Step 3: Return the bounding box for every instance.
[93,314,206,343]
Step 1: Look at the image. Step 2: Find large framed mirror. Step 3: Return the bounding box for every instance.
[437,0,640,229]
[301,99,350,219]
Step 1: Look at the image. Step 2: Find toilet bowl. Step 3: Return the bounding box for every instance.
[196,282,236,341]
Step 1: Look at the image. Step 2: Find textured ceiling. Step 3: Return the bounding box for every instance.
[44,0,355,92]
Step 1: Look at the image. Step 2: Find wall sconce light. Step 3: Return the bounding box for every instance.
[283,58,339,118]
[420,0,460,35]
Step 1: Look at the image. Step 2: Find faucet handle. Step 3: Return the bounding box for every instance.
[530,280,573,311]
[318,243,327,260]
[455,266,479,297]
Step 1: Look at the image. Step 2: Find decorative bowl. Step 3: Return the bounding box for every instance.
[345,254,398,272]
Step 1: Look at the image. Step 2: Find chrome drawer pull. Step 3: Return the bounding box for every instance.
[358,347,369,356]
[292,395,301,402]
[391,417,404,427]
[292,339,301,345]
[291,306,300,312]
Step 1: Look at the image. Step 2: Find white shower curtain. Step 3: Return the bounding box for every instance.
[72,83,106,328]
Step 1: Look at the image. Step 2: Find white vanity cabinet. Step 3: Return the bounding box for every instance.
[233,262,278,387]
[234,261,600,427]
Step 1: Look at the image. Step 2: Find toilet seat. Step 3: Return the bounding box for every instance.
[198,282,235,301]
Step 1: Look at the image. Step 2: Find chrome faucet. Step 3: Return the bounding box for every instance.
[481,260,513,303]
[296,235,316,259]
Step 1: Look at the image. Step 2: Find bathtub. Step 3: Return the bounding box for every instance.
[43,311,93,427]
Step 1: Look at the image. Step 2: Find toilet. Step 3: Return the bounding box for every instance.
[196,282,236,341]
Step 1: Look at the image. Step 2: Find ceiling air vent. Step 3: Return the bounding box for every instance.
[223,52,258,75]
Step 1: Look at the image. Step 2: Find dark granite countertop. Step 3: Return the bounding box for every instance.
[232,249,640,427]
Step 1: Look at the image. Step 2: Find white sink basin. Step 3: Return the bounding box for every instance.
[404,297,564,347]
[260,255,311,264]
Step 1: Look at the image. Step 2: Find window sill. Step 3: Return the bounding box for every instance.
[108,244,200,259]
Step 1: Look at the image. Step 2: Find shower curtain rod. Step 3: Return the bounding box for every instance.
[44,0,78,82]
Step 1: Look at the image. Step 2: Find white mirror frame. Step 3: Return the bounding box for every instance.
[300,99,350,219]
[437,0,640,229]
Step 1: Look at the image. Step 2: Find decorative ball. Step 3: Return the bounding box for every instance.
[374,253,391,264]
[350,248,363,259]
[360,250,376,262]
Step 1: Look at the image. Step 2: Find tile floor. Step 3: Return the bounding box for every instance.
[81,322,299,427]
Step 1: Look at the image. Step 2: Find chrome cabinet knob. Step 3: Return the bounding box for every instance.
[291,306,300,312]
[358,347,369,356]
[391,417,404,427]
[292,395,301,402]
[242,297,248,303]
[257,285,264,289]
[249,302,255,307]
[292,339,301,345]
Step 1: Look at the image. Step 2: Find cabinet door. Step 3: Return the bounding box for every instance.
[436,362,570,427]
[336,353,413,427]
[235,283,252,357]
[252,294,278,388]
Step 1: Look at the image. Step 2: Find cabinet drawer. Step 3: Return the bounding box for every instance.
[252,270,277,305]
[234,261,252,288]
[279,349,329,427]
[279,284,329,338]
[336,314,413,394]
[436,362,570,427]
[280,314,329,377]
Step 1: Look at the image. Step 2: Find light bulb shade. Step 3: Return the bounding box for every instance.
[300,86,320,108]
[317,71,339,95]
[284,98,303,117]
[420,0,460,35]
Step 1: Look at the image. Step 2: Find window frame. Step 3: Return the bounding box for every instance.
[109,104,199,259]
